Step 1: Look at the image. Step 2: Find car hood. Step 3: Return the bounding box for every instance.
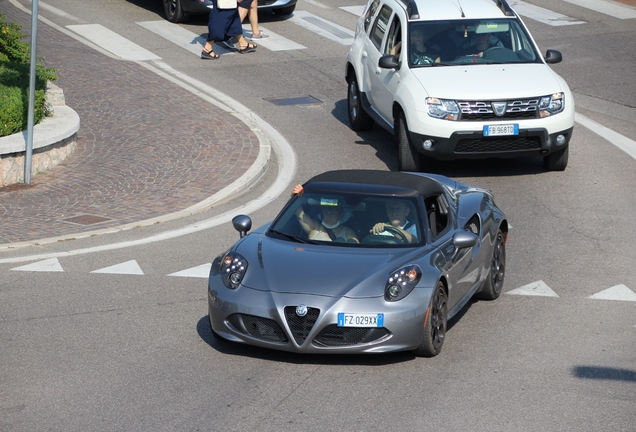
[411,64,564,100]
[237,234,423,298]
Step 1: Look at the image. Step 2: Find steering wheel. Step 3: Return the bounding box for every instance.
[382,225,409,244]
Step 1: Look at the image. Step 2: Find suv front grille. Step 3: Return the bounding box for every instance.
[284,306,320,345]
[455,136,541,153]
[458,98,540,121]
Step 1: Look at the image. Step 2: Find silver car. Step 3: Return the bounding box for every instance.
[163,0,297,23]
[208,170,508,356]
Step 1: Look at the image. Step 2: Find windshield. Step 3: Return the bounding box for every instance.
[268,191,424,247]
[406,18,541,67]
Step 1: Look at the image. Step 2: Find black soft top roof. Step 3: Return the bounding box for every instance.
[305,170,445,197]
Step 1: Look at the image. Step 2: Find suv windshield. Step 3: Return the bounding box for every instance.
[406,18,541,67]
[268,192,424,247]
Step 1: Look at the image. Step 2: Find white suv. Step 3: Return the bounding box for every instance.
[345,0,574,171]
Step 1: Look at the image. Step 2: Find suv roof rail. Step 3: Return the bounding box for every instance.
[407,0,420,20]
[493,0,515,16]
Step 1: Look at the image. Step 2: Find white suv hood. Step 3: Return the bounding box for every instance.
[411,64,564,100]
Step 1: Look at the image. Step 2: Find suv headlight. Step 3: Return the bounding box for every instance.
[219,252,248,289]
[385,265,422,302]
[539,92,564,117]
[426,97,459,121]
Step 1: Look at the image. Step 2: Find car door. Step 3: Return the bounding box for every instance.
[364,6,403,124]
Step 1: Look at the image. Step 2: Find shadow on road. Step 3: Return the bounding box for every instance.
[573,366,636,382]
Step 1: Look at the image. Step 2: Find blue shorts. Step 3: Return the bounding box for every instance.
[238,0,253,9]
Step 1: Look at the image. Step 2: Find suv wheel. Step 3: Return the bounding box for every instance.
[397,113,420,172]
[543,145,568,171]
[163,0,185,23]
[347,75,374,131]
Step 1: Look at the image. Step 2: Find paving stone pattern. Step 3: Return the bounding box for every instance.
[0,4,260,245]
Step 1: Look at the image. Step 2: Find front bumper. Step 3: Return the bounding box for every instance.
[408,126,573,161]
[208,281,433,354]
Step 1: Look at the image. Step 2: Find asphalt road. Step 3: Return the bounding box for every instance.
[1,0,635,430]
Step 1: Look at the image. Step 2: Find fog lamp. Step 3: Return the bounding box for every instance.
[423,139,434,150]
[556,134,566,145]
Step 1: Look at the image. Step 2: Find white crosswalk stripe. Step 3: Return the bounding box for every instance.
[289,11,355,45]
[508,0,585,26]
[67,24,161,61]
[563,0,636,20]
[340,5,365,17]
[241,25,306,51]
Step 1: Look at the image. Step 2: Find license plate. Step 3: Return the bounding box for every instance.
[337,313,384,327]
[483,124,519,136]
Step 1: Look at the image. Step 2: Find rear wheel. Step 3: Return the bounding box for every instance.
[544,145,568,171]
[273,5,296,15]
[476,229,506,300]
[347,75,374,131]
[397,113,420,171]
[413,281,447,357]
[163,0,185,23]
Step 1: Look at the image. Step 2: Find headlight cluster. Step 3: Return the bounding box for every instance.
[426,97,459,121]
[385,265,422,302]
[539,92,565,117]
[220,252,248,289]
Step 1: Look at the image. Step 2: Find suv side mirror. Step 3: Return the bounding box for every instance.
[544,49,562,64]
[379,54,400,70]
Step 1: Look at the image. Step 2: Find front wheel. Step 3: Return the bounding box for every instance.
[163,0,185,23]
[476,229,506,300]
[413,281,447,357]
[396,113,420,171]
[347,75,374,131]
[544,145,568,171]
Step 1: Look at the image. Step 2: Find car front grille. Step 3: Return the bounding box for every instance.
[239,314,288,343]
[458,98,540,121]
[284,306,320,345]
[455,136,541,153]
[313,325,390,347]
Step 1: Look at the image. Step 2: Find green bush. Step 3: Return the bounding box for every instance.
[0,14,57,137]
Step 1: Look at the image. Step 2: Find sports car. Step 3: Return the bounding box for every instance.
[208,170,508,356]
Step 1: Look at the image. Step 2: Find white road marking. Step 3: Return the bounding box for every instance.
[576,113,636,161]
[289,11,355,45]
[508,0,585,26]
[168,263,212,278]
[303,0,330,9]
[11,258,63,272]
[137,21,207,56]
[588,284,636,302]
[241,25,306,51]
[340,6,365,16]
[563,0,636,20]
[38,1,81,21]
[91,260,144,275]
[66,24,161,61]
[506,280,559,297]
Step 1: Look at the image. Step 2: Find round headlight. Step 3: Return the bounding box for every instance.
[229,272,242,285]
[387,284,401,299]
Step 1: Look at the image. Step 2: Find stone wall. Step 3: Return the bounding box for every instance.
[0,82,79,187]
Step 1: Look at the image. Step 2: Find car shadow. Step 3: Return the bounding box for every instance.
[332,98,552,177]
[197,316,421,365]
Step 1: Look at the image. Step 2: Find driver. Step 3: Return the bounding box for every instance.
[460,32,503,57]
[291,184,359,243]
[370,200,418,243]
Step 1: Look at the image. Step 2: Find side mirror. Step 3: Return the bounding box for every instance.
[379,54,400,70]
[544,49,562,64]
[453,231,478,249]
[232,215,252,238]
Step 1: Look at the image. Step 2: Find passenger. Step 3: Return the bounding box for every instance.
[390,27,440,65]
[370,200,418,243]
[291,185,359,243]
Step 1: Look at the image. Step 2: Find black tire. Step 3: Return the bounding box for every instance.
[163,0,185,23]
[476,229,506,300]
[414,281,447,357]
[273,5,296,15]
[544,145,568,171]
[347,75,374,131]
[396,113,420,172]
